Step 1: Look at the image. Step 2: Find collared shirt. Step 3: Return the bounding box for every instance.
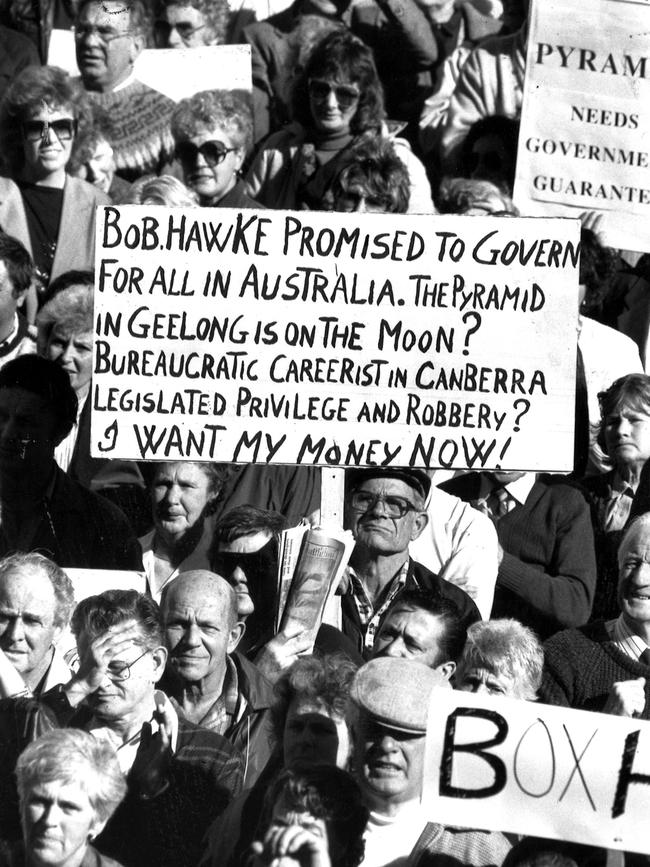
[191,655,244,735]
[600,473,636,533]
[87,691,180,774]
[606,615,650,663]
[476,472,536,509]
[349,559,410,651]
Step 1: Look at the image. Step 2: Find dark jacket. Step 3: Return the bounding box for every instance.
[226,652,275,789]
[38,689,244,867]
[341,557,481,657]
[440,473,597,639]
[217,180,265,209]
[0,463,143,570]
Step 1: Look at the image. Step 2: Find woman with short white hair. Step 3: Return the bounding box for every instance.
[10,728,127,867]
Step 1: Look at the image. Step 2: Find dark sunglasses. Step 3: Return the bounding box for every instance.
[22,118,77,143]
[174,140,237,167]
[154,19,205,44]
[211,537,279,584]
[308,78,360,110]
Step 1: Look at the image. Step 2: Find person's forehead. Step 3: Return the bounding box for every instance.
[0,387,55,418]
[218,530,272,554]
[27,105,73,122]
[167,2,205,21]
[190,127,237,148]
[155,462,210,485]
[620,523,650,562]
[164,591,229,622]
[28,779,93,809]
[288,696,338,719]
[0,567,57,610]
[384,605,443,636]
[463,665,512,685]
[80,1,132,28]
[353,476,417,499]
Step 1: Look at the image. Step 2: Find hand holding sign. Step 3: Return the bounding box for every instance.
[603,678,647,718]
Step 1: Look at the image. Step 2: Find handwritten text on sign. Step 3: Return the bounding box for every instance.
[91,207,579,470]
[514,0,650,251]
[424,689,650,853]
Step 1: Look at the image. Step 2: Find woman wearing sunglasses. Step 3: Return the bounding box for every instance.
[0,66,109,295]
[245,30,433,213]
[171,89,262,209]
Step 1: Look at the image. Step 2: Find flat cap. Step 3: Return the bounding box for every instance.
[347,468,431,501]
[350,658,448,734]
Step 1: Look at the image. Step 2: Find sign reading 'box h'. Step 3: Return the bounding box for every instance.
[91,206,579,471]
[424,689,650,854]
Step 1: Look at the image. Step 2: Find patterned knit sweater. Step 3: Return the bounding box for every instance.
[541,620,650,719]
[87,80,176,182]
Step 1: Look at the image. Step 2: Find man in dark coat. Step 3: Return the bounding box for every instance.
[0,355,142,570]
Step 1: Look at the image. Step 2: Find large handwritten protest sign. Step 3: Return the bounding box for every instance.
[91,207,579,471]
[514,0,650,251]
[423,689,650,853]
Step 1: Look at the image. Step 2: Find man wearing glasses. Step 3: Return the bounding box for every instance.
[75,0,176,181]
[341,468,480,658]
[40,589,244,867]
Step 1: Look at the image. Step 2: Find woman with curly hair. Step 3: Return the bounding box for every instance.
[199,654,359,867]
[171,89,261,208]
[244,31,433,213]
[0,65,109,292]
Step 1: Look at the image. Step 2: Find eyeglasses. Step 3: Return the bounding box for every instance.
[174,140,237,167]
[350,490,419,518]
[74,24,133,43]
[22,118,77,143]
[308,78,360,110]
[105,648,150,682]
[154,19,206,44]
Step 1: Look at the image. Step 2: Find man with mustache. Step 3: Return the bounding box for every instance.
[351,657,511,867]
[542,513,650,718]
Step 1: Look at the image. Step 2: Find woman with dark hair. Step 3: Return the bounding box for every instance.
[582,374,650,620]
[245,31,433,213]
[0,66,108,292]
[172,90,261,209]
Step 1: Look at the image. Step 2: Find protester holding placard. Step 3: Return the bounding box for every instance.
[244,31,434,213]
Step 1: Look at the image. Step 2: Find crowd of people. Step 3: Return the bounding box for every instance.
[0,0,646,864]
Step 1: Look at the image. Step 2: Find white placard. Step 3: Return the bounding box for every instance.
[424,689,650,854]
[91,206,580,471]
[514,0,650,251]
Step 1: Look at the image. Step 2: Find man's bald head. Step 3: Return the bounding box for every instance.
[160,570,244,690]
[161,570,239,627]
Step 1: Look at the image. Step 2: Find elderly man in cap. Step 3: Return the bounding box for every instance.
[351,657,511,867]
[159,569,275,788]
[342,468,480,658]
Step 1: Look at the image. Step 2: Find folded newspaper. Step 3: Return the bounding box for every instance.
[276,522,355,650]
